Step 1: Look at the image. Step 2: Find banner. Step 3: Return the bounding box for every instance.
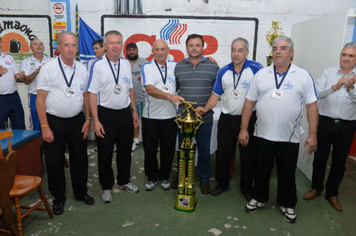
[78,17,103,68]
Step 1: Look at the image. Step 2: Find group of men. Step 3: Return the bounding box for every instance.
[0,31,355,223]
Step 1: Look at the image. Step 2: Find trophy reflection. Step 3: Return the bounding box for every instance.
[174,101,203,212]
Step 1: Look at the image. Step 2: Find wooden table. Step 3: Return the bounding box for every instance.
[1,130,42,177]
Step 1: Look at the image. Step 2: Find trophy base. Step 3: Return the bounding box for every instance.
[174,193,197,212]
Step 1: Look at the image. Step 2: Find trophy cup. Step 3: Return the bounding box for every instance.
[266,21,284,66]
[174,101,203,212]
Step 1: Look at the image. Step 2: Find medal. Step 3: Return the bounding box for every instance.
[114,84,122,94]
[271,89,283,99]
[162,84,170,93]
[65,87,75,97]
[58,57,76,99]
[230,89,239,99]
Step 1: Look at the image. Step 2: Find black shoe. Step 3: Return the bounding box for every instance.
[77,194,95,205]
[53,202,64,215]
[210,184,229,196]
[171,179,178,190]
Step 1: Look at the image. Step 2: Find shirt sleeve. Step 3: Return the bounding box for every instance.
[246,73,259,101]
[212,69,224,96]
[36,63,52,91]
[86,62,100,94]
[316,68,334,99]
[303,71,319,105]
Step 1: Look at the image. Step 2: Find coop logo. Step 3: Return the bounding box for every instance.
[123,19,218,62]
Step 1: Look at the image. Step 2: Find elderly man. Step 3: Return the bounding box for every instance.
[174,34,220,195]
[238,36,318,223]
[303,42,356,211]
[126,42,148,151]
[141,39,184,191]
[196,37,263,197]
[21,39,51,131]
[36,32,95,215]
[0,36,25,129]
[87,30,139,203]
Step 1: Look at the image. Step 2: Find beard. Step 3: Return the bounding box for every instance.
[127,53,138,61]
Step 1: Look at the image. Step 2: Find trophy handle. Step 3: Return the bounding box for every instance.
[175,115,183,133]
[194,117,203,134]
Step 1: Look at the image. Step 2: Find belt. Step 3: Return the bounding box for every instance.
[320,115,353,124]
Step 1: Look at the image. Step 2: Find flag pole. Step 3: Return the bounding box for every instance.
[76,4,79,61]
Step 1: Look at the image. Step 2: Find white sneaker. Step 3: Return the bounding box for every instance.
[132,142,140,151]
[159,180,170,190]
[118,182,139,194]
[113,144,117,152]
[101,190,112,203]
[145,181,157,191]
[245,199,265,213]
[280,206,297,223]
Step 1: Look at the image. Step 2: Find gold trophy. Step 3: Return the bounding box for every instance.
[174,101,203,212]
[266,21,284,66]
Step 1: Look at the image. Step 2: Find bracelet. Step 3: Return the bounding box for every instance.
[85,117,92,120]
[132,108,137,111]
[41,124,49,128]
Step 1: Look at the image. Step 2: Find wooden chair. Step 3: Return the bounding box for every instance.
[0,151,20,236]
[0,130,53,236]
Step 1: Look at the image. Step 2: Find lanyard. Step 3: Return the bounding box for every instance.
[274,64,291,89]
[106,56,120,85]
[154,60,167,85]
[58,57,75,88]
[232,61,246,90]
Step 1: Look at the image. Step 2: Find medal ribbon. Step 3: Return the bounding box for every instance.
[154,60,167,85]
[58,57,76,88]
[273,64,291,90]
[106,56,120,85]
[232,61,246,90]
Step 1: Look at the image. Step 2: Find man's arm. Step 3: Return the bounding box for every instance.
[238,99,256,147]
[0,65,8,76]
[81,91,91,139]
[303,101,318,155]
[145,84,185,105]
[36,90,54,143]
[23,67,41,85]
[196,93,219,116]
[89,92,105,138]
[129,88,139,127]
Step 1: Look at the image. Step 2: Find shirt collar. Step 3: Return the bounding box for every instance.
[59,55,75,69]
[337,67,356,76]
[185,56,206,64]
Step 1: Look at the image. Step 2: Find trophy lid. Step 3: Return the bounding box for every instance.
[181,111,195,123]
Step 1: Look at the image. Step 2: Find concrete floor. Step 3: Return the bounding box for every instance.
[2,141,356,236]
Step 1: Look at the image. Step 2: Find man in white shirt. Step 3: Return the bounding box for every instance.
[87,39,105,70]
[0,36,25,129]
[196,38,263,197]
[126,42,148,151]
[303,42,356,212]
[87,30,140,203]
[141,39,184,191]
[21,39,51,130]
[36,31,95,215]
[238,36,318,223]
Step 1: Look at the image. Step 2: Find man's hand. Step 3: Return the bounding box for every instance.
[332,77,348,91]
[346,74,356,91]
[303,133,317,155]
[238,129,249,147]
[132,111,139,127]
[81,120,91,139]
[42,127,54,143]
[206,56,218,64]
[0,66,8,76]
[93,120,105,138]
[168,94,185,105]
[15,71,25,81]
[195,106,207,116]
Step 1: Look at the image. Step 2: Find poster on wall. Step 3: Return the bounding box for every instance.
[0,15,52,69]
[102,15,259,66]
[51,1,68,40]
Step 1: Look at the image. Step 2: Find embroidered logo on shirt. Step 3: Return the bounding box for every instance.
[283,81,294,90]
[241,80,249,89]
[167,75,174,83]
[122,75,129,83]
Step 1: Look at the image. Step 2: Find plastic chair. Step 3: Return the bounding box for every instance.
[0,130,53,236]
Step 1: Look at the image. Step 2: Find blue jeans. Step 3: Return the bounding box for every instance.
[177,121,213,182]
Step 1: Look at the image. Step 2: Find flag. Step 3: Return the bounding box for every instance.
[78,17,103,68]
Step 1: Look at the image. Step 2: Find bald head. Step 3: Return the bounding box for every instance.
[152,39,170,65]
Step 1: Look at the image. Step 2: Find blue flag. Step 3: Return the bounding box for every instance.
[78,17,103,68]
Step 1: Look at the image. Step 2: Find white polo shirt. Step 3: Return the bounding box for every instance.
[316,67,356,120]
[37,56,88,118]
[213,60,263,115]
[86,55,133,110]
[141,59,177,119]
[246,63,318,143]
[0,53,18,94]
[21,55,52,95]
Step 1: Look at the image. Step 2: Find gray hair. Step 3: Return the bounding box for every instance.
[231,37,249,51]
[343,42,356,50]
[272,35,294,52]
[104,30,123,43]
[57,31,77,45]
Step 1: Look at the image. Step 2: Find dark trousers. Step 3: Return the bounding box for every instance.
[215,111,256,193]
[142,117,177,181]
[43,112,88,204]
[0,91,25,129]
[97,106,133,189]
[312,115,356,196]
[253,137,299,208]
